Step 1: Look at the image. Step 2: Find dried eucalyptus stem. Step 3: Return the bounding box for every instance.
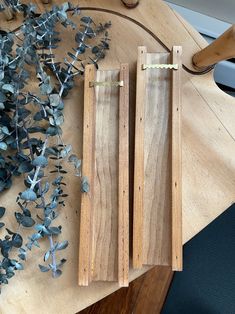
[0,1,111,291]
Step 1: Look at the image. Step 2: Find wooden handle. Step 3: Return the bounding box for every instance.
[193,25,235,69]
[121,0,139,8]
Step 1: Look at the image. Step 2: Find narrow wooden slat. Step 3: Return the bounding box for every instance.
[78,64,96,286]
[118,63,129,287]
[133,46,147,269]
[171,46,183,271]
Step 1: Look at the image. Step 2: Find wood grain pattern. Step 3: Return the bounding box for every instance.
[171,46,183,271]
[2,1,235,313]
[91,69,119,282]
[142,51,171,266]
[118,64,129,287]
[134,47,183,269]
[1,0,209,73]
[78,65,96,286]
[193,25,235,69]
[133,46,147,269]
[78,66,129,285]
[79,266,173,314]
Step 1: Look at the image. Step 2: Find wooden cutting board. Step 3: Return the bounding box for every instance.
[1,0,235,313]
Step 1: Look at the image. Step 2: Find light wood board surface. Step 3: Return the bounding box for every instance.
[80,265,173,314]
[79,66,129,286]
[133,50,172,268]
[92,69,120,282]
[143,52,171,266]
[1,0,235,313]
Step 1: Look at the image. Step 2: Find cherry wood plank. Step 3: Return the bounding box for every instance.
[78,65,96,286]
[133,46,147,269]
[118,64,130,286]
[171,46,183,271]
[79,266,173,314]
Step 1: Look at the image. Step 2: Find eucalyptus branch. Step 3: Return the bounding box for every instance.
[0,0,111,290]
[59,18,92,97]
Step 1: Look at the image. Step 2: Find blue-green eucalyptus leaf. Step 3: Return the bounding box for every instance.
[48,226,61,235]
[0,206,5,218]
[60,144,71,158]
[54,269,62,278]
[46,126,61,136]
[44,218,52,228]
[6,272,15,279]
[56,240,68,251]
[81,16,93,24]
[0,142,7,150]
[18,248,26,261]
[20,189,37,201]
[1,126,10,135]
[44,250,50,262]
[49,94,62,107]
[21,216,35,228]
[32,156,48,168]
[18,161,34,174]
[10,259,23,270]
[30,233,42,241]
[81,176,89,193]
[40,82,53,95]
[12,234,23,248]
[39,264,50,272]
[34,224,46,232]
[18,254,26,261]
[2,84,14,94]
[27,127,46,134]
